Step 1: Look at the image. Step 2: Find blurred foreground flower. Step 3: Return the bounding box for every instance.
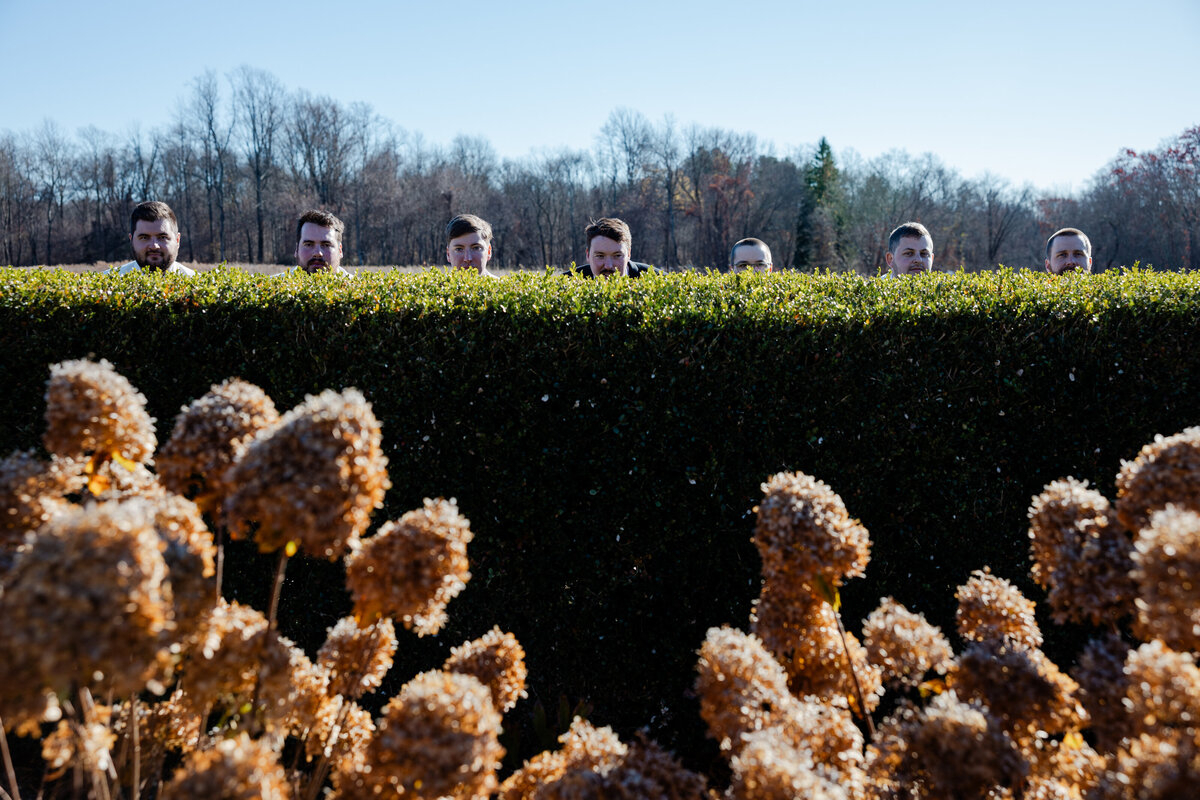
[1115,425,1200,532]
[224,387,389,560]
[161,732,290,799]
[1131,505,1200,651]
[318,616,397,700]
[43,358,156,464]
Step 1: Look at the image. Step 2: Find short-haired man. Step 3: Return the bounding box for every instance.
[290,209,352,276]
[1045,228,1092,275]
[728,238,773,272]
[446,214,499,277]
[109,201,195,275]
[885,222,934,277]
[572,217,657,278]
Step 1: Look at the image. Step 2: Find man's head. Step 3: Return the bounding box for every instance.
[885,222,934,276]
[129,201,181,271]
[295,209,344,274]
[446,214,493,273]
[585,217,632,278]
[1045,228,1092,275]
[729,238,773,272]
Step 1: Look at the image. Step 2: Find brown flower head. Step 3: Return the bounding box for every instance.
[224,387,389,560]
[1122,639,1200,738]
[1072,632,1136,752]
[948,640,1088,742]
[695,625,793,753]
[345,497,473,634]
[754,471,871,588]
[0,449,82,548]
[728,729,858,800]
[751,586,882,713]
[1022,735,1103,799]
[85,457,166,502]
[41,710,116,781]
[364,669,504,799]
[157,378,279,518]
[862,597,955,688]
[160,732,291,800]
[1115,426,1200,532]
[1131,505,1200,651]
[1028,478,1135,626]
[955,569,1043,650]
[444,626,529,713]
[311,696,375,778]
[1091,729,1200,800]
[318,615,397,700]
[0,499,174,701]
[866,690,1026,800]
[149,494,218,642]
[497,718,628,800]
[43,358,156,463]
[525,733,714,800]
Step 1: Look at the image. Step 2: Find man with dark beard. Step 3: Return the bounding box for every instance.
[108,201,195,275]
[287,209,353,276]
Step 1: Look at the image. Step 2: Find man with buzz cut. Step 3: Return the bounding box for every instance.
[288,209,352,276]
[446,214,499,277]
[1044,227,1093,275]
[728,238,773,272]
[570,217,658,278]
[885,221,934,277]
[108,201,195,275]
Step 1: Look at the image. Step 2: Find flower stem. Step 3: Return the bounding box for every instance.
[0,716,21,800]
[832,608,876,739]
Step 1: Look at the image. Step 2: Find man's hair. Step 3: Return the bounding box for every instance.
[729,237,772,267]
[888,222,932,254]
[585,217,632,251]
[1045,227,1091,260]
[130,201,178,237]
[295,209,345,245]
[446,214,493,244]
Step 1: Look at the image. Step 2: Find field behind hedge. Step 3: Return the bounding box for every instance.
[2,266,1197,771]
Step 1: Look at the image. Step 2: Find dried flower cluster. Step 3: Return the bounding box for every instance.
[43,358,156,463]
[224,387,389,559]
[955,568,1043,650]
[1131,505,1200,650]
[318,616,397,699]
[1115,425,1200,531]
[160,733,291,800]
[862,597,954,688]
[443,625,529,713]
[157,378,279,516]
[345,496,473,634]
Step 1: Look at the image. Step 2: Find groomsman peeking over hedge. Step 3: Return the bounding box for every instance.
[108,201,195,275]
[1045,228,1092,275]
[446,214,499,278]
[570,217,659,278]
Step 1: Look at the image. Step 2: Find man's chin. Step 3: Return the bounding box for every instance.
[136,257,175,271]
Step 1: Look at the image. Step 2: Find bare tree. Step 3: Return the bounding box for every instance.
[231,66,285,262]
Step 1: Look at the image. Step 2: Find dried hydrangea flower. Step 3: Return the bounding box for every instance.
[285,641,330,738]
[0,449,82,547]
[43,358,156,463]
[862,597,955,688]
[754,471,870,588]
[318,616,397,699]
[112,689,202,756]
[1091,729,1200,800]
[157,378,279,518]
[1115,426,1200,532]
[0,499,173,701]
[751,587,882,713]
[345,497,472,635]
[444,626,529,713]
[695,625,794,752]
[1131,505,1200,651]
[728,729,857,800]
[497,718,628,800]
[224,388,389,560]
[160,732,291,800]
[1027,478,1135,626]
[176,599,295,732]
[362,670,503,800]
[1023,735,1103,798]
[948,640,1087,742]
[1072,633,1136,753]
[85,458,167,502]
[867,690,1026,800]
[311,696,375,778]
[41,710,116,780]
[149,494,217,642]
[518,732,713,800]
[955,568,1043,650]
[1122,640,1200,737]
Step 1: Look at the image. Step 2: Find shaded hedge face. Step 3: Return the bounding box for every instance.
[3,266,1199,770]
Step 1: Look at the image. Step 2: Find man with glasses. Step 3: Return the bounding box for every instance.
[728,238,773,272]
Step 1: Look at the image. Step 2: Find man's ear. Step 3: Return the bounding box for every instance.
[885,251,895,267]
[1044,259,1052,272]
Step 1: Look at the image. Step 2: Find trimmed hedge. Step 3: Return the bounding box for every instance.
[2,266,1199,771]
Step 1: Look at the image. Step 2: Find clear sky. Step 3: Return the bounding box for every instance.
[3,0,1198,195]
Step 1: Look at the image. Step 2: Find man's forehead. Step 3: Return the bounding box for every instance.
[897,235,932,251]
[733,244,770,261]
[133,219,176,235]
[300,222,338,241]
[449,231,486,246]
[1052,235,1088,253]
[589,235,628,253]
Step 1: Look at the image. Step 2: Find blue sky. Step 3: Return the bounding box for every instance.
[3,0,1198,194]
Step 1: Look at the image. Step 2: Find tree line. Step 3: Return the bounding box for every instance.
[1,67,1196,272]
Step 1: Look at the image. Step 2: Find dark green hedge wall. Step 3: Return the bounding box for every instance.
[2,266,1198,771]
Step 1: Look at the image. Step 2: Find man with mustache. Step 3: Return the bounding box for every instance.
[570,217,657,278]
[290,209,352,276]
[1044,228,1093,275]
[108,201,195,275]
[885,222,934,277]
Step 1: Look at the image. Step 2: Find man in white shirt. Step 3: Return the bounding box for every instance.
[286,209,353,276]
[109,201,195,275]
